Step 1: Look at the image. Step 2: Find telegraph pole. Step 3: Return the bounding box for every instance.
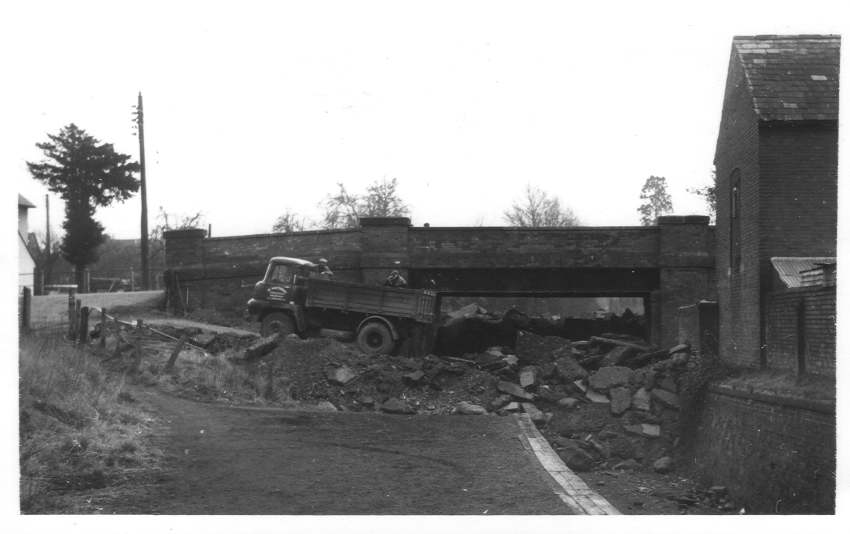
[136,92,150,290]
[44,194,51,253]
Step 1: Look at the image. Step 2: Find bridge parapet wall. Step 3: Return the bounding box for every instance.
[164,216,715,347]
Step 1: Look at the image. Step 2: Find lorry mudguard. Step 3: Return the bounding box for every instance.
[357,315,399,340]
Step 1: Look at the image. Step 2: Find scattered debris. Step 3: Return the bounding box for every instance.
[455,401,487,415]
[497,381,535,401]
[653,456,674,473]
[380,397,415,415]
[326,365,358,385]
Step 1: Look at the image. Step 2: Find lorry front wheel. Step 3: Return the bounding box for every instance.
[261,312,296,337]
[357,322,395,355]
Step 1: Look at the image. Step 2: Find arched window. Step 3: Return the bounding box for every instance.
[730,169,741,273]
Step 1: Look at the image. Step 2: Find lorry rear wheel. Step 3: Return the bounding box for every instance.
[357,322,395,355]
[261,312,295,337]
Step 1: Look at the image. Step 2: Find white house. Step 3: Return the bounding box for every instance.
[18,194,36,293]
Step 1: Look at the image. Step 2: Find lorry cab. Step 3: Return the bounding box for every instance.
[247,257,316,321]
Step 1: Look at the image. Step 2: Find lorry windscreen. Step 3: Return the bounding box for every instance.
[266,263,293,284]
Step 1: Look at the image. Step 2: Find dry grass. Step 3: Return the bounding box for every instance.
[19,334,161,513]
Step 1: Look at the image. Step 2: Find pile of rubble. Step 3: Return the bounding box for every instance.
[239,308,698,477]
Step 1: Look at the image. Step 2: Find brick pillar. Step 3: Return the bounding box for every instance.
[164,228,207,269]
[358,217,412,285]
[657,216,715,348]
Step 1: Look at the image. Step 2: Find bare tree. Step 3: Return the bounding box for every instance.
[272,211,307,233]
[322,183,361,229]
[321,178,410,229]
[149,207,205,263]
[637,175,673,226]
[503,185,580,227]
[361,178,409,218]
[688,170,717,223]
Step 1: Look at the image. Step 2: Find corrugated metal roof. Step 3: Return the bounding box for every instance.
[733,35,840,121]
[771,257,836,288]
[18,194,35,208]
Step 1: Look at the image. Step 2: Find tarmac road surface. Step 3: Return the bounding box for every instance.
[114,389,573,515]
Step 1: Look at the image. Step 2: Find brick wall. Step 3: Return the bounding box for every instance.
[164,218,715,346]
[407,226,661,268]
[759,122,838,291]
[677,300,719,358]
[692,385,835,513]
[765,286,836,377]
[714,51,762,368]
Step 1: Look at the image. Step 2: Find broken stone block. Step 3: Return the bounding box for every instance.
[609,387,631,415]
[668,344,689,355]
[402,370,425,384]
[489,394,512,411]
[536,385,563,403]
[503,354,519,366]
[356,395,374,407]
[558,397,580,409]
[501,402,521,412]
[657,376,678,393]
[585,389,610,404]
[588,366,633,391]
[316,401,338,412]
[613,458,641,471]
[653,456,674,473]
[632,387,651,411]
[456,401,487,415]
[573,379,587,393]
[601,345,640,367]
[497,380,535,401]
[554,355,588,382]
[380,397,415,414]
[519,366,539,388]
[192,332,217,347]
[554,438,596,472]
[243,333,282,361]
[651,388,681,409]
[624,423,661,438]
[486,347,505,357]
[326,365,358,385]
[521,402,547,423]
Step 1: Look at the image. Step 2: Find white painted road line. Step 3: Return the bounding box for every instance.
[516,414,620,515]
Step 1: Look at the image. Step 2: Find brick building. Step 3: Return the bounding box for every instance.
[713,35,839,370]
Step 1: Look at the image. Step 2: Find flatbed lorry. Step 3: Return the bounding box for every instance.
[246,256,438,355]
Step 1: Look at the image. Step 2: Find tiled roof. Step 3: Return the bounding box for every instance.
[771,257,836,288]
[733,35,840,121]
[18,194,35,208]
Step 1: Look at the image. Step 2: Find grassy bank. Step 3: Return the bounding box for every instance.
[19,334,161,513]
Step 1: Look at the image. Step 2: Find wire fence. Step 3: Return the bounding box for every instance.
[35,269,166,294]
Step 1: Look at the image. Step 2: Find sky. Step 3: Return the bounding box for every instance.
[3,0,847,241]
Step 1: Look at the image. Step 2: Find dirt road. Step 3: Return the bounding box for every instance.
[99,389,572,515]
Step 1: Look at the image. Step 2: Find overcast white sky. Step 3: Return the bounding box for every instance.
[3,0,847,239]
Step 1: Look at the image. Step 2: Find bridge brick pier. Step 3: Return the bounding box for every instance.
[164,215,715,347]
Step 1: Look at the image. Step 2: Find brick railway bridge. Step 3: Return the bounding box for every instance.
[164,215,714,347]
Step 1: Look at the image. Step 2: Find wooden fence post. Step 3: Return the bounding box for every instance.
[99,308,107,349]
[164,334,189,373]
[78,306,90,344]
[20,287,32,333]
[67,289,77,340]
[74,299,82,341]
[130,319,143,373]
